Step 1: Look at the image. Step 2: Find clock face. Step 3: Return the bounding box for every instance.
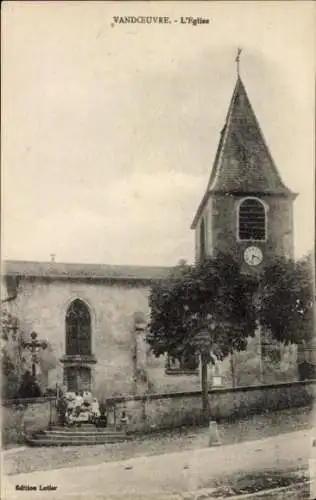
[244,246,263,266]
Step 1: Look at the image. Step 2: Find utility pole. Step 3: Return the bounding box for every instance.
[257,322,264,383]
[230,351,236,388]
[253,288,264,384]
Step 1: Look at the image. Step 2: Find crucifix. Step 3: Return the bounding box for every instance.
[235,48,243,77]
[22,331,47,378]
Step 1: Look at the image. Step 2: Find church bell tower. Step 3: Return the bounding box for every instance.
[191,64,297,271]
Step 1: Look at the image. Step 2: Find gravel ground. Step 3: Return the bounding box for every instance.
[207,468,309,497]
[3,406,313,476]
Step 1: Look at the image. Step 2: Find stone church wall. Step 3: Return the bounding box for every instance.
[8,275,298,399]
[9,277,148,398]
[194,198,213,260]
[8,277,211,399]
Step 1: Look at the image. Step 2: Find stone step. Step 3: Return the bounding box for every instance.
[44,429,126,437]
[47,426,119,434]
[49,424,102,430]
[38,434,129,442]
[26,433,132,447]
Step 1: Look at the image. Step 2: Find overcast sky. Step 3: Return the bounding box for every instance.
[2,1,315,266]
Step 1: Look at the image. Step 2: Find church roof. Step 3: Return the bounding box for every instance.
[2,260,172,283]
[191,76,296,229]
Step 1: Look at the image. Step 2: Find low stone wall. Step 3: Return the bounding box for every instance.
[2,382,314,446]
[106,380,316,432]
[2,397,56,448]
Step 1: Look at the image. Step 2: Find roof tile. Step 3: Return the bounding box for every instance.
[2,260,172,282]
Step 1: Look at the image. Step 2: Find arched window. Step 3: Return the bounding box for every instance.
[238,198,266,241]
[200,217,206,260]
[66,299,91,356]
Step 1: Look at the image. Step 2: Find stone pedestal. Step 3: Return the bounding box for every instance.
[208,421,221,447]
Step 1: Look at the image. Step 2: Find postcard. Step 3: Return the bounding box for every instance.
[1,1,315,499]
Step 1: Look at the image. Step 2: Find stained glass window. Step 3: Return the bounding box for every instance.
[66,299,91,356]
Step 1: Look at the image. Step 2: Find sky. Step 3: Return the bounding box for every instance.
[2,1,315,266]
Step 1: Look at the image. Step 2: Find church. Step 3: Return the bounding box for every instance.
[2,72,299,399]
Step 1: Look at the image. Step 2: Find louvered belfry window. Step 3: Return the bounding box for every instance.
[66,299,91,355]
[238,198,266,241]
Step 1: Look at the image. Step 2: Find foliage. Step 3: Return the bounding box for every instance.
[148,253,257,365]
[2,351,20,398]
[1,308,19,342]
[1,307,57,398]
[148,252,314,403]
[259,253,314,345]
[1,308,25,398]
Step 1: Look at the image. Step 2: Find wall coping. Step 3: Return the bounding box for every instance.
[106,379,316,404]
[2,396,56,407]
[3,380,315,406]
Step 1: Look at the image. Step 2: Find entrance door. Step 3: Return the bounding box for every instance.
[64,367,91,392]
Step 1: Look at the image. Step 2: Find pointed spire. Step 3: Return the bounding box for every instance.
[206,77,292,195]
[191,76,296,229]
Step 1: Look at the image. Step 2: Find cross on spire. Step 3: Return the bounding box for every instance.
[235,48,242,77]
